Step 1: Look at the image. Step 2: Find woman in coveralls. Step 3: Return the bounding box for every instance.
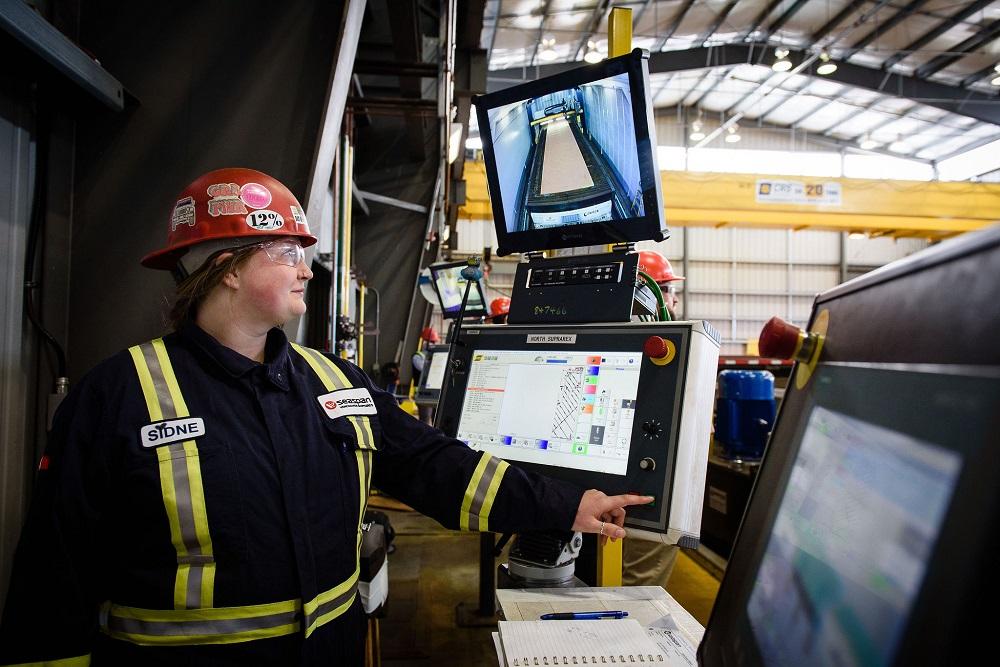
[0,168,651,666]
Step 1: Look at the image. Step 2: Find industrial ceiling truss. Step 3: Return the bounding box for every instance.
[480,0,1000,166]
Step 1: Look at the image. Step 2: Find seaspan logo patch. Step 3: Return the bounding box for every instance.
[318,388,377,419]
[140,417,206,448]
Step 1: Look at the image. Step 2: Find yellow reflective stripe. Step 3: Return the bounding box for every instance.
[10,654,91,666]
[291,343,338,391]
[291,344,376,448]
[183,440,214,607]
[478,460,509,531]
[460,454,492,531]
[302,565,360,637]
[129,346,163,422]
[460,454,509,531]
[102,598,300,646]
[152,338,189,417]
[132,340,215,610]
[311,354,377,450]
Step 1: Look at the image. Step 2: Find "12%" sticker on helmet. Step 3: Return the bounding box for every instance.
[245,210,285,230]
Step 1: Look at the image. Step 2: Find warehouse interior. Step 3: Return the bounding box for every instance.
[1,1,998,666]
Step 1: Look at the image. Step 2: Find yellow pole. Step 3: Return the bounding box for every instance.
[596,538,623,586]
[596,6,633,586]
[358,284,365,369]
[607,6,632,58]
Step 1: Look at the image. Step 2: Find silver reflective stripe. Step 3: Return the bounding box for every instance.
[303,580,359,631]
[300,346,350,389]
[468,455,501,531]
[141,343,176,417]
[106,609,300,637]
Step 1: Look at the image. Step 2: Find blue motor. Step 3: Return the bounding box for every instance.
[715,370,776,460]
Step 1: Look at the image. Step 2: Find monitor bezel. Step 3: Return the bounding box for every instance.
[428,260,488,319]
[435,322,702,534]
[699,362,1000,667]
[416,343,451,398]
[472,48,667,256]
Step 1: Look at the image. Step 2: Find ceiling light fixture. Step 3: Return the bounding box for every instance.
[725,124,741,143]
[539,37,557,62]
[848,231,868,240]
[991,63,1000,86]
[858,134,879,150]
[465,136,483,150]
[888,134,911,154]
[772,47,792,72]
[689,120,705,141]
[817,52,837,75]
[584,40,602,64]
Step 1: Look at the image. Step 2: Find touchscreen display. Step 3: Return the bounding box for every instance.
[747,406,962,666]
[455,349,642,475]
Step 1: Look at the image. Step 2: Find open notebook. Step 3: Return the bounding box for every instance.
[496,619,668,665]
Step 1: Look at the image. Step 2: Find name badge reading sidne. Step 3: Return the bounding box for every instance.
[140,417,206,448]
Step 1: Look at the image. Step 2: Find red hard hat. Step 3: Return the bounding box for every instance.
[637,250,684,283]
[421,327,440,343]
[142,167,318,270]
[490,297,511,317]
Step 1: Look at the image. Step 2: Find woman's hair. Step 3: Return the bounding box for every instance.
[169,244,259,330]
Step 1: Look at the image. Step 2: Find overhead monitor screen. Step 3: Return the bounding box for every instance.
[747,405,962,667]
[423,348,450,391]
[455,349,642,476]
[474,50,665,255]
[429,262,486,318]
[487,71,644,235]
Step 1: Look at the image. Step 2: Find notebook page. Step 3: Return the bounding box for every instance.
[498,619,667,665]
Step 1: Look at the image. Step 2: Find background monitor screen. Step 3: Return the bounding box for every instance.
[428,261,487,318]
[474,50,665,255]
[423,346,450,391]
[456,349,642,476]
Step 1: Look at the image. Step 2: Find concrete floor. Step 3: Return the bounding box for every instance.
[375,505,722,666]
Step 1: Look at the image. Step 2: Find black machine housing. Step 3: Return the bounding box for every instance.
[699,226,1000,667]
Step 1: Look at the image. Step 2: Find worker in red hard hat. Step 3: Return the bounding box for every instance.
[0,168,654,665]
[490,296,511,324]
[637,249,685,319]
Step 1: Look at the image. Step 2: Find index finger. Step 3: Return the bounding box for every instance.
[604,494,654,510]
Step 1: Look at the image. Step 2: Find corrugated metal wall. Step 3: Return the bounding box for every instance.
[449,219,929,355]
[0,80,35,607]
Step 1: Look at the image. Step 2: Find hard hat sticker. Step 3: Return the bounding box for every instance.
[318,388,378,419]
[245,210,285,230]
[240,182,272,209]
[171,196,196,231]
[207,183,249,216]
[290,205,308,231]
[140,417,206,448]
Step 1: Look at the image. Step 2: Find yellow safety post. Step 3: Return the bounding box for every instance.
[596,537,623,587]
[595,4,633,588]
[607,6,632,58]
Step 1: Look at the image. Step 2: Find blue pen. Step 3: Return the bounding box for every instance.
[539,611,628,620]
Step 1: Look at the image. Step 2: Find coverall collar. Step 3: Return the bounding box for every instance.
[179,321,293,391]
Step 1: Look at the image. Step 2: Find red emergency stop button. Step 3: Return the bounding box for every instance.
[759,317,801,359]
[759,316,820,362]
[644,336,676,366]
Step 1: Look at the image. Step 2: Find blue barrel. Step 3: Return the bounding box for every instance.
[715,370,776,460]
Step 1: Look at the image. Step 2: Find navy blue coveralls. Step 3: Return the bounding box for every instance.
[0,323,584,666]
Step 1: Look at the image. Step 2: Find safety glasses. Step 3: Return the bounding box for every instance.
[252,238,305,268]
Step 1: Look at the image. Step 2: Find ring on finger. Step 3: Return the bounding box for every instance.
[599,521,606,536]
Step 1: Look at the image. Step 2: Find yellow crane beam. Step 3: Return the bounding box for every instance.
[459,161,1000,239]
